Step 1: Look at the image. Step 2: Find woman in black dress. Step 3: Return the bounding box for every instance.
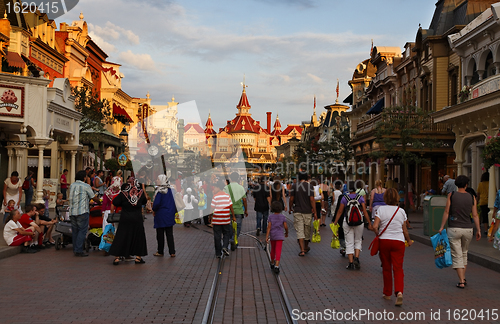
[109,179,148,265]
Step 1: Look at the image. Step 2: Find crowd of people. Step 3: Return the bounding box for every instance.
[2,166,500,307]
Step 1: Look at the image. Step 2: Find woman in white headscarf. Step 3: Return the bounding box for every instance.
[152,174,176,257]
[182,187,198,227]
[102,170,123,230]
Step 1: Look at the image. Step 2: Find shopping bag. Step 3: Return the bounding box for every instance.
[430,229,453,269]
[488,220,496,237]
[175,210,184,224]
[232,220,238,246]
[99,224,115,252]
[311,219,321,243]
[330,223,340,249]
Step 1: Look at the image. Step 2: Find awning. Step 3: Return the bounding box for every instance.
[366,98,384,115]
[343,93,353,105]
[5,51,26,69]
[113,103,133,123]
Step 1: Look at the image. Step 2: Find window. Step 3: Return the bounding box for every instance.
[450,74,458,106]
[486,52,495,78]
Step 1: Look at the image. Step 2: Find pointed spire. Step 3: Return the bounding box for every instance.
[205,110,216,135]
[312,95,318,126]
[336,79,339,104]
[273,113,282,132]
[237,76,251,116]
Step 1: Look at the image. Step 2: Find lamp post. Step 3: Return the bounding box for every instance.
[119,126,128,175]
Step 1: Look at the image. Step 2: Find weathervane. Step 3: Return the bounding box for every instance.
[241,74,248,91]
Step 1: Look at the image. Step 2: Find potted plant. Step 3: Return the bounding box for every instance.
[482,132,500,169]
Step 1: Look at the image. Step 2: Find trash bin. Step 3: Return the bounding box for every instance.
[423,195,448,236]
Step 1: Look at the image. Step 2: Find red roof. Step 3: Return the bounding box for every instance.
[271,115,282,136]
[237,89,251,108]
[184,123,205,133]
[223,115,268,134]
[281,125,302,136]
[205,113,213,128]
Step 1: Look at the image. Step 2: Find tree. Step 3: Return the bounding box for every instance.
[104,158,132,171]
[73,85,114,133]
[371,105,438,210]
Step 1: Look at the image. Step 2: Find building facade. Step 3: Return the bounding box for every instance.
[433,2,500,218]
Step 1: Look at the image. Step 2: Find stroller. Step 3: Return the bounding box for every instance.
[55,205,72,250]
[85,205,103,252]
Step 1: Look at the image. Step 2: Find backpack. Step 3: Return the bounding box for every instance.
[344,194,364,226]
[22,177,30,190]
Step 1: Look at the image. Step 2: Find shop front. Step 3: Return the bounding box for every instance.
[0,75,81,207]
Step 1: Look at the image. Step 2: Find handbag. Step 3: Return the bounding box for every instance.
[107,212,121,223]
[369,207,399,256]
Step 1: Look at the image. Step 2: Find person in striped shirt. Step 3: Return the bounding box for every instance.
[211,180,235,258]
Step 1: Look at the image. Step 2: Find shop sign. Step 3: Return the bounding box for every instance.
[472,75,500,99]
[0,85,24,117]
[54,115,72,132]
[118,153,128,166]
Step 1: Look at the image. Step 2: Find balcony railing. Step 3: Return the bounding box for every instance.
[354,113,452,138]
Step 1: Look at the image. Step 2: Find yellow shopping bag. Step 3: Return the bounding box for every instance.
[330,223,340,249]
[232,220,238,246]
[175,210,184,224]
[311,219,321,243]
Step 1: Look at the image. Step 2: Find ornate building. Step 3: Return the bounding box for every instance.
[205,81,302,169]
[433,2,500,218]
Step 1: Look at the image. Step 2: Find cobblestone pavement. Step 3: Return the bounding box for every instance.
[1,196,500,323]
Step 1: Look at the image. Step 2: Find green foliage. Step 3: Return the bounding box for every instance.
[73,85,114,133]
[482,133,500,169]
[104,158,132,171]
[371,105,437,166]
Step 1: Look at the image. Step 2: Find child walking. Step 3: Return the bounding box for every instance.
[266,201,288,274]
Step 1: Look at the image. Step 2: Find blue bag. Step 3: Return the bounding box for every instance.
[430,229,453,269]
[99,224,115,252]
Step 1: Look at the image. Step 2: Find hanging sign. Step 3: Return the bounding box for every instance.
[118,153,128,166]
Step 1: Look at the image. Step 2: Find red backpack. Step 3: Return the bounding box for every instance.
[22,177,30,190]
[344,194,364,226]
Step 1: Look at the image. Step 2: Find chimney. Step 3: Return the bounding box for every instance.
[267,112,271,133]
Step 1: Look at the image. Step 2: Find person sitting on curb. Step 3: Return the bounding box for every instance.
[18,205,46,249]
[35,203,57,245]
[3,210,37,253]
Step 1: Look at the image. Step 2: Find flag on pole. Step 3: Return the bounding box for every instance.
[370,39,373,56]
[314,95,316,109]
[336,79,339,99]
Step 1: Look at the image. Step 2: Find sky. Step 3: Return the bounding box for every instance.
[61,0,437,130]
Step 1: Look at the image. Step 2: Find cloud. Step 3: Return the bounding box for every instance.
[88,21,140,45]
[307,73,323,84]
[88,32,117,53]
[254,0,315,8]
[118,50,157,71]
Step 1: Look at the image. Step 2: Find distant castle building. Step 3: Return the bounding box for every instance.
[204,80,302,166]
